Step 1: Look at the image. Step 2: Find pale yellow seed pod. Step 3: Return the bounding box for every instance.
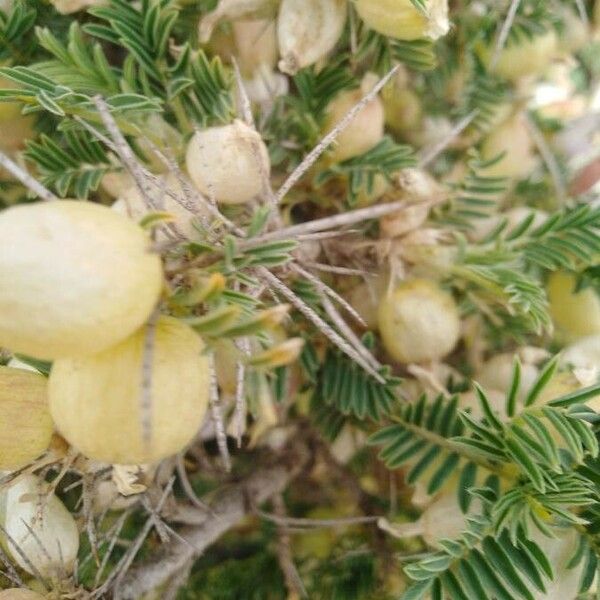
[377,279,460,364]
[233,19,278,76]
[0,475,79,577]
[558,7,590,54]
[50,0,104,14]
[277,0,347,75]
[475,353,539,403]
[0,201,163,360]
[199,0,279,43]
[0,367,53,470]
[344,276,386,330]
[112,174,209,240]
[481,113,538,181]
[562,335,600,371]
[49,316,210,465]
[355,0,450,41]
[186,119,270,204]
[547,271,600,342]
[529,526,585,600]
[382,86,423,138]
[324,75,385,163]
[485,31,558,82]
[0,590,45,600]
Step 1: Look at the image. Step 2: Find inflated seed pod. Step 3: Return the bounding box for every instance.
[112,174,209,240]
[324,74,385,163]
[382,86,423,138]
[0,201,163,360]
[50,0,103,13]
[277,0,347,75]
[483,31,558,82]
[379,491,478,549]
[0,367,53,470]
[377,279,460,364]
[233,19,278,76]
[0,590,45,600]
[562,335,600,370]
[529,526,585,600]
[481,114,538,181]
[199,0,278,43]
[476,353,539,403]
[558,6,590,54]
[355,0,450,41]
[547,271,600,342]
[49,316,210,465]
[0,475,79,577]
[186,119,270,204]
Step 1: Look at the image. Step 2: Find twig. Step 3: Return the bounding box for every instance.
[93,509,132,588]
[294,264,367,328]
[272,494,307,598]
[209,353,232,472]
[0,151,57,201]
[490,0,522,70]
[95,479,174,597]
[574,0,589,27]
[176,454,211,513]
[117,427,313,599]
[259,268,385,382]
[242,200,410,247]
[0,543,23,587]
[302,262,369,277]
[257,510,380,530]
[320,293,381,372]
[93,96,158,212]
[274,66,400,205]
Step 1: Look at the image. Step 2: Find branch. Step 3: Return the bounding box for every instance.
[117,428,314,599]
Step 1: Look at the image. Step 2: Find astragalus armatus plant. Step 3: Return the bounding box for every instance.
[0,0,600,598]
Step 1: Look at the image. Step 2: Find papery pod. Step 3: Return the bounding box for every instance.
[355,0,450,41]
[344,275,386,330]
[480,113,538,181]
[241,66,289,107]
[277,0,347,75]
[0,367,53,470]
[324,73,385,163]
[377,278,460,364]
[49,316,210,465]
[49,0,104,13]
[475,352,539,403]
[547,271,600,342]
[558,6,590,54]
[529,526,585,600]
[186,119,270,204]
[561,334,600,371]
[0,201,163,360]
[232,19,279,76]
[0,475,79,578]
[484,31,558,83]
[112,173,209,240]
[199,0,279,43]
